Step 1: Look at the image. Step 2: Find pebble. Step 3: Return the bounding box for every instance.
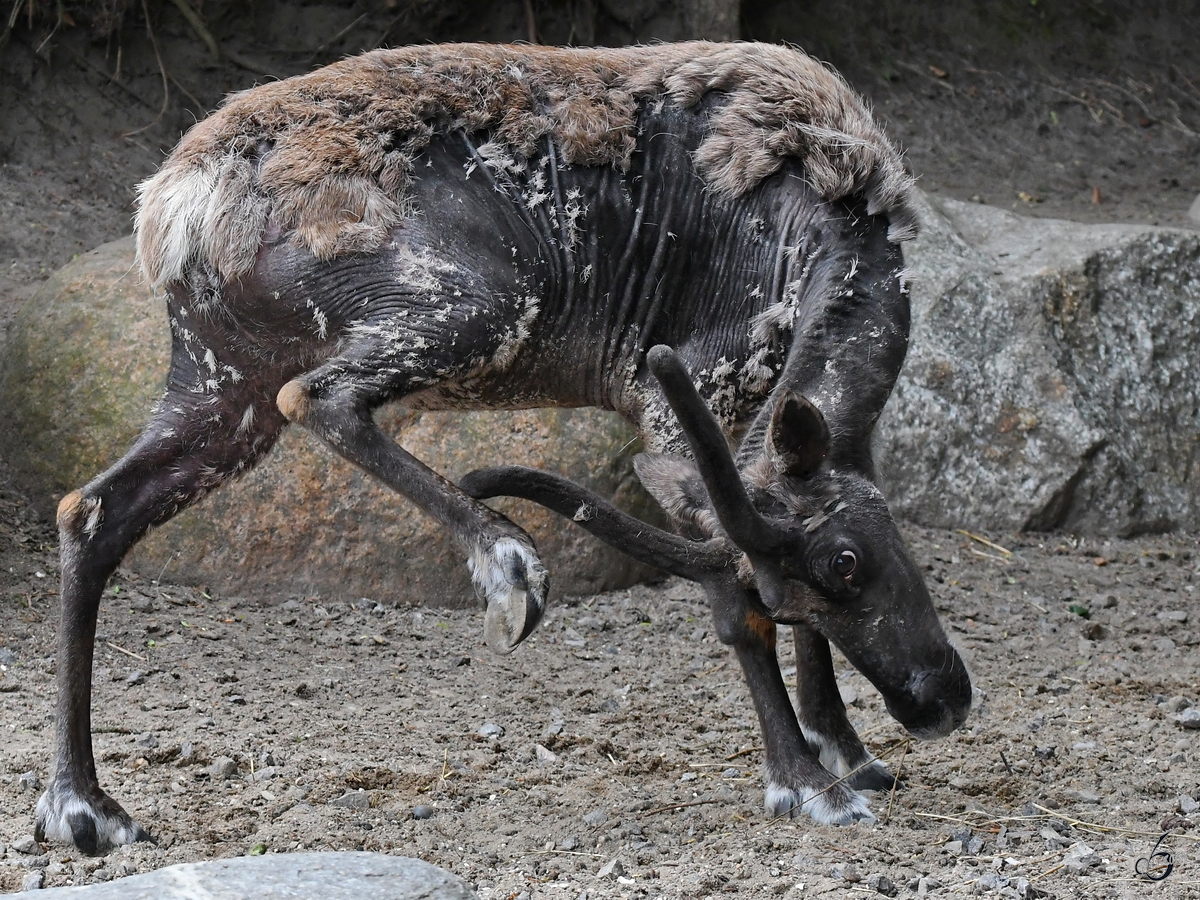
[534,744,558,765]
[1176,708,1200,729]
[1062,842,1101,873]
[330,790,370,810]
[250,766,280,782]
[1151,637,1177,653]
[915,875,940,896]
[22,871,44,891]
[12,835,38,854]
[17,771,40,792]
[477,722,504,737]
[135,732,158,749]
[582,809,606,827]
[208,756,238,779]
[1164,695,1193,713]
[1064,789,1100,804]
[1189,193,1200,225]
[130,595,154,613]
[597,857,624,880]
[560,836,579,851]
[1179,794,1198,815]
[0,647,16,666]
[1034,745,1056,760]
[124,671,144,686]
[1158,610,1188,624]
[943,839,964,855]
[412,804,435,820]
[865,873,896,896]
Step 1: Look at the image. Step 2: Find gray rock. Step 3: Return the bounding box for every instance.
[1158,610,1189,624]
[17,771,40,792]
[477,722,504,738]
[0,238,662,608]
[596,857,625,880]
[330,790,370,810]
[11,835,38,854]
[0,647,16,666]
[412,804,435,820]
[22,870,44,891]
[534,744,559,765]
[878,195,1200,534]
[1179,794,1198,815]
[1189,193,1200,226]
[1176,708,1200,729]
[28,852,476,898]
[582,809,607,827]
[208,756,238,779]
[1062,841,1102,873]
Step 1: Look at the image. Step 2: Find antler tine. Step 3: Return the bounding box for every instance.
[646,345,792,613]
[646,346,789,551]
[460,465,730,581]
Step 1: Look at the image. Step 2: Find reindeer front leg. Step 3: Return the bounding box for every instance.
[705,579,873,825]
[277,334,546,652]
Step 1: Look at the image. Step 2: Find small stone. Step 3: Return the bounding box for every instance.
[17,771,40,792]
[135,731,158,749]
[12,835,38,854]
[1065,789,1100,804]
[966,836,985,855]
[0,647,16,666]
[477,722,504,738]
[915,875,940,896]
[597,857,625,880]
[330,790,370,809]
[130,595,154,613]
[977,873,1008,891]
[1164,696,1193,713]
[124,670,144,686]
[943,839,963,855]
[865,873,897,896]
[21,870,44,891]
[179,740,196,762]
[1152,637,1177,653]
[250,766,279,782]
[1178,794,1198,815]
[1098,594,1118,608]
[1158,610,1188,624]
[560,836,579,850]
[1176,708,1200,729]
[1062,841,1101,873]
[412,804,435,820]
[583,809,606,827]
[1040,827,1070,850]
[208,756,238,779]
[1189,192,1200,225]
[1034,745,1056,760]
[535,744,558,765]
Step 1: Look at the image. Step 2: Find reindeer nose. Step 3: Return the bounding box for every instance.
[891,659,973,739]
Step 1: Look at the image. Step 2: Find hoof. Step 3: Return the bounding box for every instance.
[765,781,875,826]
[847,759,898,792]
[470,537,547,654]
[36,781,154,856]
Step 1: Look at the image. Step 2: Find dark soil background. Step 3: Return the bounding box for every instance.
[2,1,1200,897]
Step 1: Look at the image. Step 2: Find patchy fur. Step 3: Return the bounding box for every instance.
[136,42,918,288]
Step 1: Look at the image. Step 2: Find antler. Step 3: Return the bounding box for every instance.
[459,465,732,581]
[644,345,792,611]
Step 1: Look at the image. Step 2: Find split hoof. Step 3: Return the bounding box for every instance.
[765,780,875,826]
[471,537,547,654]
[36,780,154,856]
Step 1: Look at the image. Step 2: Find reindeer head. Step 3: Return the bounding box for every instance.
[461,345,971,741]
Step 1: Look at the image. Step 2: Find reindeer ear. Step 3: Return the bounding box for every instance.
[633,453,721,540]
[769,393,830,478]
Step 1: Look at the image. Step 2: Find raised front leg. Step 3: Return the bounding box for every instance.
[38,379,286,854]
[706,581,873,825]
[794,625,896,791]
[276,335,547,653]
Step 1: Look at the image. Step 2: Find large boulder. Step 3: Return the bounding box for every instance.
[0,237,662,606]
[878,196,1200,534]
[28,852,476,899]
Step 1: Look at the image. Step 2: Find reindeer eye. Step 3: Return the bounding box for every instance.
[832,550,858,579]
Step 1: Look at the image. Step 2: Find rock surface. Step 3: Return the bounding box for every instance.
[878,195,1200,534]
[0,238,662,606]
[28,852,476,899]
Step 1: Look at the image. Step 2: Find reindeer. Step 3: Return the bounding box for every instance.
[37,42,971,855]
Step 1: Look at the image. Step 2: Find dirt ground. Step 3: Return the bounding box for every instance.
[2,2,1200,898]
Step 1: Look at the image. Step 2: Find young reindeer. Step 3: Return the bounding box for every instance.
[38,41,971,854]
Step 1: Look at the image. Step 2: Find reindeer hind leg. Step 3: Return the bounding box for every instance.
[37,382,285,854]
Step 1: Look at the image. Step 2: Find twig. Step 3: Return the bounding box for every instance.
[34,0,66,55]
[725,746,763,761]
[165,0,219,62]
[1030,804,1200,843]
[883,741,909,825]
[125,0,169,137]
[106,641,147,662]
[306,11,369,65]
[1,0,22,50]
[221,49,278,78]
[641,798,722,817]
[956,530,1012,556]
[969,548,1009,563]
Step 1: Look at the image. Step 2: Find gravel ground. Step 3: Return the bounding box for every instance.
[2,468,1199,897]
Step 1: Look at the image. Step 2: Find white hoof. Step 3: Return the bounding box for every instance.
[765,781,875,826]
[36,782,153,855]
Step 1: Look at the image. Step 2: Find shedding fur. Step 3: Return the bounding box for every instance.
[136,42,918,288]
